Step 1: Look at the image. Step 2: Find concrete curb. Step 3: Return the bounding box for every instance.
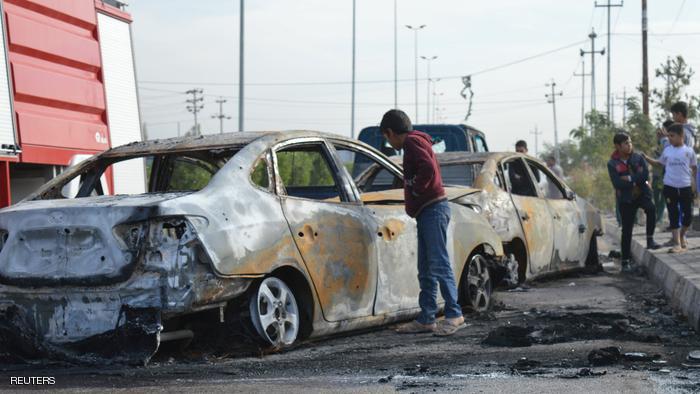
[632,240,700,332]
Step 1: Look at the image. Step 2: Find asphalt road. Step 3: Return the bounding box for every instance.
[1,231,700,393]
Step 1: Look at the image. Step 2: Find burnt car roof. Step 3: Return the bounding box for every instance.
[101,130,359,158]
[390,152,523,166]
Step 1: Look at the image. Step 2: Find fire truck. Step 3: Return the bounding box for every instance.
[0,0,143,208]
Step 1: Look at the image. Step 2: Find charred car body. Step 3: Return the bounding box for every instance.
[0,131,511,364]
[434,152,604,281]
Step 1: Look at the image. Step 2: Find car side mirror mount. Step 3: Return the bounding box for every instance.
[566,190,576,200]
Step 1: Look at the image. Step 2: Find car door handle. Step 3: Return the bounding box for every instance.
[377,225,398,241]
[521,212,530,221]
[297,224,318,240]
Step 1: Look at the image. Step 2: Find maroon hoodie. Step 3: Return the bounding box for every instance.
[402,130,446,217]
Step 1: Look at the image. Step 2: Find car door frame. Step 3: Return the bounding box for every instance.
[523,158,586,270]
[327,139,424,315]
[270,137,379,322]
[500,156,555,276]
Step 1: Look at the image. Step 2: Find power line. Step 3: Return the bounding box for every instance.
[612,31,700,36]
[668,0,687,35]
[137,39,587,88]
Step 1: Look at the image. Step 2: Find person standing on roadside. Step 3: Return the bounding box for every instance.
[380,109,466,336]
[661,102,697,150]
[545,155,565,199]
[659,102,698,229]
[607,132,661,273]
[515,140,528,154]
[653,120,675,225]
[644,124,697,253]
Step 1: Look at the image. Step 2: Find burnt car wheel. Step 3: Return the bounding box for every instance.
[249,277,300,348]
[462,254,493,312]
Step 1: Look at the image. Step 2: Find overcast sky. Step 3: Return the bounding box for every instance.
[129,0,700,153]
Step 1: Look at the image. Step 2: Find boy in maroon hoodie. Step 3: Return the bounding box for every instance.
[380,109,465,336]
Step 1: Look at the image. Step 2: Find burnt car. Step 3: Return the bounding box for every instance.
[0,131,511,364]
[432,152,604,282]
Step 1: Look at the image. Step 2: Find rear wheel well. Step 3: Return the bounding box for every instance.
[504,238,527,283]
[269,266,314,340]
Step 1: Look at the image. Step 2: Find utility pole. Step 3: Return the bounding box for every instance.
[177,121,181,137]
[530,125,541,157]
[615,88,627,126]
[574,59,590,129]
[393,0,398,108]
[580,29,605,113]
[642,0,649,116]
[406,24,426,122]
[239,0,245,132]
[186,89,204,135]
[421,55,437,123]
[622,88,627,125]
[595,0,624,118]
[211,97,231,134]
[545,80,563,163]
[351,0,356,138]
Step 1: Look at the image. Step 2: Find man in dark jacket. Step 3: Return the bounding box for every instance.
[380,109,465,336]
[607,132,660,272]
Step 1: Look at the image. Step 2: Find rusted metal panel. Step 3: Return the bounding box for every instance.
[370,205,420,314]
[509,195,554,275]
[282,198,377,321]
[548,199,586,271]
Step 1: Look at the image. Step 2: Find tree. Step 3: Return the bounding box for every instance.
[650,55,698,122]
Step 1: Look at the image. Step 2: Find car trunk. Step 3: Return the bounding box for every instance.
[0,193,186,286]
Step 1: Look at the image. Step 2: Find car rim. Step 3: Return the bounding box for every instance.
[467,254,492,312]
[249,277,300,347]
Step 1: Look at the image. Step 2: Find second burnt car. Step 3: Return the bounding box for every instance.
[433,152,604,282]
[0,131,511,364]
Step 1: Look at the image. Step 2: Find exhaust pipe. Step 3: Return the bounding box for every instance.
[159,329,194,342]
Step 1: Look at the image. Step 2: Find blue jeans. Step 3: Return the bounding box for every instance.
[415,200,463,324]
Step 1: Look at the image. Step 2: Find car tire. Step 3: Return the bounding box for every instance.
[584,236,602,273]
[461,253,493,313]
[248,276,300,349]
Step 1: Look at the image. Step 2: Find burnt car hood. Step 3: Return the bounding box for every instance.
[360,186,480,204]
[0,192,190,286]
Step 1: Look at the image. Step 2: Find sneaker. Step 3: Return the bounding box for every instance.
[433,317,466,337]
[647,240,662,250]
[395,320,436,334]
[662,239,676,247]
[621,260,633,273]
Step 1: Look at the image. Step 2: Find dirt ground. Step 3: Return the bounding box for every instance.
[1,232,700,393]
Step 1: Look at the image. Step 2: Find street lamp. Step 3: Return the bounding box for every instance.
[406,24,425,122]
[420,55,437,124]
[432,91,444,123]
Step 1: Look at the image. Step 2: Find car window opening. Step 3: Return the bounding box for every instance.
[36,149,238,200]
